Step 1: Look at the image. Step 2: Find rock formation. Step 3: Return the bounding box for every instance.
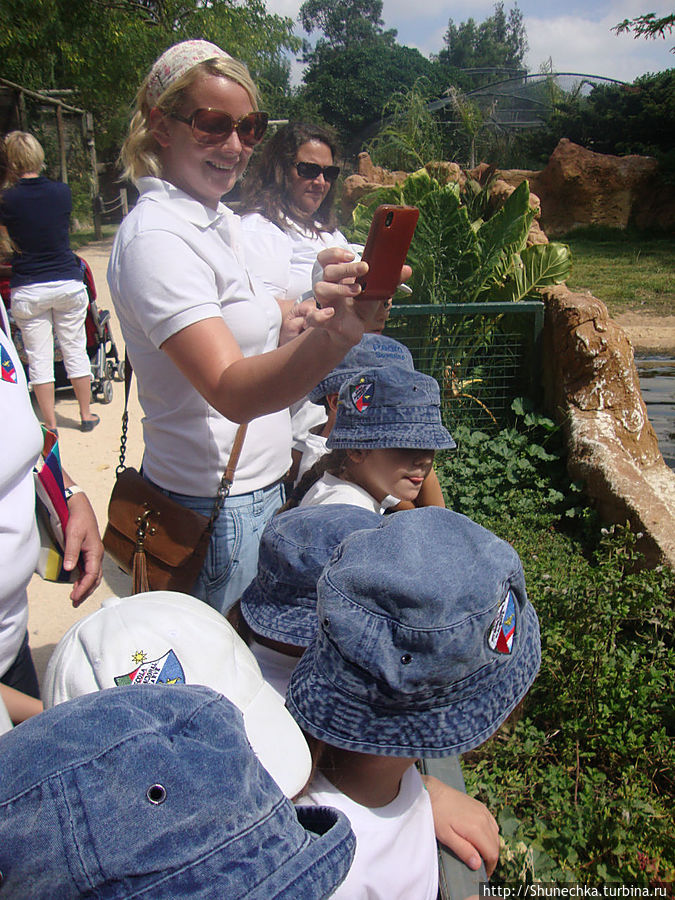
[541,285,675,567]
[486,138,675,235]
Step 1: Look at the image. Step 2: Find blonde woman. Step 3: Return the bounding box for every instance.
[107,40,407,614]
[0,132,98,433]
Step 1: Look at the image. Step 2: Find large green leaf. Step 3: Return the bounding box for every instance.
[489,242,572,303]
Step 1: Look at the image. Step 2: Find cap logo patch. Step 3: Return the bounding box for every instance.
[487,590,516,655]
[114,649,186,686]
[351,377,374,412]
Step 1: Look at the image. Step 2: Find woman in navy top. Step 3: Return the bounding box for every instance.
[0,132,99,432]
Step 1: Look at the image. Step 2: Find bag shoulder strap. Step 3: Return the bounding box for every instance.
[118,351,247,530]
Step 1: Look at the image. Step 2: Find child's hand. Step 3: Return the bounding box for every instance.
[423,775,500,877]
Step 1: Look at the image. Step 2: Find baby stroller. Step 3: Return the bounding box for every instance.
[0,257,124,403]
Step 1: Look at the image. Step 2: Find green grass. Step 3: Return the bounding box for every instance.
[562,227,675,318]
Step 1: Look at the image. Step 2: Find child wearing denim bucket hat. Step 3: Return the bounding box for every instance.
[0,683,356,898]
[234,504,382,697]
[234,503,502,877]
[288,506,541,900]
[284,364,455,514]
[292,333,414,483]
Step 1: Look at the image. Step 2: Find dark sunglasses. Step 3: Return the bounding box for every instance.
[169,108,269,146]
[295,161,341,183]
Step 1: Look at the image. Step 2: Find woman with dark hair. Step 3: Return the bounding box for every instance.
[239,123,391,472]
[239,123,378,318]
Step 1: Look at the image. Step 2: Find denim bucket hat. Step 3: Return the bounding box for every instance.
[43,591,311,798]
[308,334,414,403]
[287,507,541,757]
[0,684,355,899]
[241,504,382,647]
[326,365,456,451]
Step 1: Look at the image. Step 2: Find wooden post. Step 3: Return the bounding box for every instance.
[55,104,68,183]
[120,187,128,217]
[85,112,102,240]
[17,90,27,130]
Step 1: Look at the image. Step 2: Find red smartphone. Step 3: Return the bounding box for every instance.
[356,205,419,301]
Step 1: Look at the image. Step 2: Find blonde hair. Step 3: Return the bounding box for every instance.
[3,131,45,183]
[121,56,259,183]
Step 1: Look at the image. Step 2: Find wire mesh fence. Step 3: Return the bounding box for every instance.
[385,301,544,432]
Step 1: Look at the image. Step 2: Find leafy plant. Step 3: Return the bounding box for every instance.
[346,168,571,305]
[348,171,570,429]
[366,78,445,172]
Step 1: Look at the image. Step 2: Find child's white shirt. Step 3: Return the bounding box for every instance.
[299,472,399,514]
[295,431,328,484]
[297,766,438,900]
[248,638,298,700]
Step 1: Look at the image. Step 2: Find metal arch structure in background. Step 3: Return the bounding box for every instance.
[348,70,631,155]
[432,71,631,132]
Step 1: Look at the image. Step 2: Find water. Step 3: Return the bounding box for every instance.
[636,357,675,470]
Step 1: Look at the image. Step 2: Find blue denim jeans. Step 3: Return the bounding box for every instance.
[145,476,284,616]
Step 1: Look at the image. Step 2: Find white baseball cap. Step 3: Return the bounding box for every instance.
[44,591,311,798]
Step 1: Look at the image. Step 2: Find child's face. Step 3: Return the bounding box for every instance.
[363,298,393,335]
[346,447,436,503]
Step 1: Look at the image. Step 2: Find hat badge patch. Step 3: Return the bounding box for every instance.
[351,377,374,413]
[487,590,516,655]
[114,649,186,686]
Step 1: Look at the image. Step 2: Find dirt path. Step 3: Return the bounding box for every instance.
[614,312,675,357]
[27,237,143,688]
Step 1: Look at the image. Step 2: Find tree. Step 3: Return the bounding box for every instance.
[612,12,675,51]
[299,0,395,49]
[300,41,441,147]
[0,0,299,153]
[437,2,528,90]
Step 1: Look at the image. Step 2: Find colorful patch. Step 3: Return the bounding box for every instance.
[350,377,374,413]
[1,345,17,383]
[114,649,186,686]
[487,590,516,655]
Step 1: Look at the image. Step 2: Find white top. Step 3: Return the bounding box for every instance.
[0,305,42,676]
[295,430,329,484]
[299,472,399,515]
[107,178,292,496]
[298,766,438,900]
[248,638,299,700]
[240,213,351,302]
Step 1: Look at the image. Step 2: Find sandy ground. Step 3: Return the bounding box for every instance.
[25,238,675,690]
[614,312,675,357]
[26,236,144,689]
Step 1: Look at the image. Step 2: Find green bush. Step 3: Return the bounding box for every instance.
[436,402,675,885]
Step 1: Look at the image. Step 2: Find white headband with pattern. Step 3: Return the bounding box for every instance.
[146,40,232,107]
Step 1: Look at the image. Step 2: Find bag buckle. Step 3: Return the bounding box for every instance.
[135,504,158,551]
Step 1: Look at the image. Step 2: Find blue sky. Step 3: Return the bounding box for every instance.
[267,0,674,84]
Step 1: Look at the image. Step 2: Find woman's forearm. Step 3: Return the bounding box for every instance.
[162,317,357,423]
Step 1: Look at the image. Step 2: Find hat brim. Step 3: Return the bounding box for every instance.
[241,581,316,648]
[286,602,540,757]
[243,677,312,796]
[327,422,456,451]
